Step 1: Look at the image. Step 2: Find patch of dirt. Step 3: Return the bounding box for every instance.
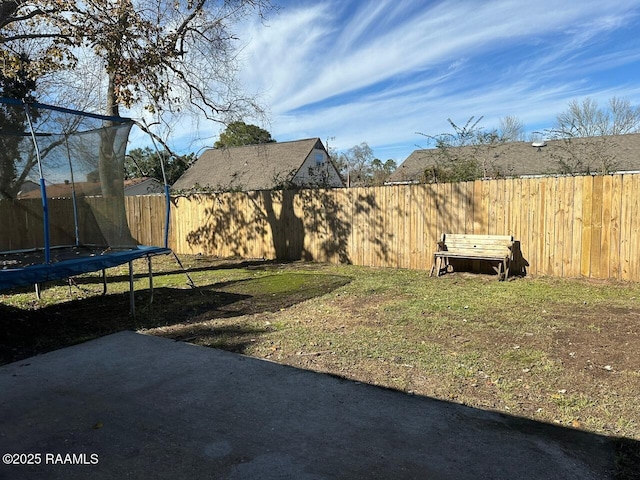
[547,308,640,372]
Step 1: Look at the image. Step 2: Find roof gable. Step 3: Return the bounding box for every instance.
[172,138,328,191]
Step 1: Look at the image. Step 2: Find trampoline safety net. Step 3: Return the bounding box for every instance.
[0,98,137,254]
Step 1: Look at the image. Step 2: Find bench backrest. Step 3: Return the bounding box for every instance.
[440,234,513,257]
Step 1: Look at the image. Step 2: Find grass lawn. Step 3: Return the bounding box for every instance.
[2,255,639,449]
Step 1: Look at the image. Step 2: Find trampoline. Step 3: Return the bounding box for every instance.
[0,98,183,314]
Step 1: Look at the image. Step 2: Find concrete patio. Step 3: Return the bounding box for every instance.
[0,331,626,479]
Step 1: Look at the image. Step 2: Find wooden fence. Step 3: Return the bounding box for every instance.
[122,173,640,281]
[1,196,137,251]
[0,197,111,250]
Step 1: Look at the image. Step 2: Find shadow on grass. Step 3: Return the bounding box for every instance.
[0,286,245,365]
[40,258,319,288]
[614,437,640,479]
[495,402,640,479]
[316,368,639,478]
[0,271,352,366]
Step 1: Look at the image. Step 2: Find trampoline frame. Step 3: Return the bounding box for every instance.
[0,99,191,316]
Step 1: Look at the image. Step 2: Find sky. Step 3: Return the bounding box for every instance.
[159,0,640,163]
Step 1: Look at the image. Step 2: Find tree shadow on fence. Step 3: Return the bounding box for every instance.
[181,193,263,259]
[351,189,392,265]
[178,182,530,272]
[181,191,306,260]
[181,188,394,266]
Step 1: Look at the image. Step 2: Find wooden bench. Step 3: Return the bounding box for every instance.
[430,234,514,280]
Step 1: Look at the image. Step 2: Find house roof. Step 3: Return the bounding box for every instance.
[124,177,164,195]
[19,181,102,198]
[388,133,640,183]
[172,138,330,191]
[17,178,159,198]
[124,177,161,188]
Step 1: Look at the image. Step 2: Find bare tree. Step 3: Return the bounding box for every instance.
[608,97,640,135]
[554,97,640,138]
[1,1,274,175]
[555,98,606,137]
[338,142,374,187]
[548,96,640,174]
[1,1,273,126]
[417,116,509,182]
[1,0,273,236]
[499,115,526,142]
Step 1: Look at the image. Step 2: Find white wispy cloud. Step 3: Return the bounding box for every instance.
[170,0,640,162]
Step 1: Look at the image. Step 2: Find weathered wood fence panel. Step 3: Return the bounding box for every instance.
[116,173,640,281]
[0,199,46,251]
[0,197,118,251]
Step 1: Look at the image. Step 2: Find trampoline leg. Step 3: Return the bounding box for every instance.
[101,269,107,295]
[147,256,154,305]
[172,251,196,289]
[35,283,41,299]
[129,260,135,318]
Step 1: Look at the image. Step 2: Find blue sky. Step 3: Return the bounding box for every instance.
[165,0,640,162]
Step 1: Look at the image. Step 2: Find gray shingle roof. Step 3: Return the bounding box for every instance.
[172,138,331,191]
[388,133,640,183]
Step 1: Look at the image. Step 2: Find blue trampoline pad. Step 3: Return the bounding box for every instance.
[0,245,171,291]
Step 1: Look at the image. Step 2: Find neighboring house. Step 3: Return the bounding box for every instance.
[124,177,164,195]
[17,177,163,198]
[16,180,40,197]
[18,180,102,198]
[171,138,344,192]
[388,132,640,184]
